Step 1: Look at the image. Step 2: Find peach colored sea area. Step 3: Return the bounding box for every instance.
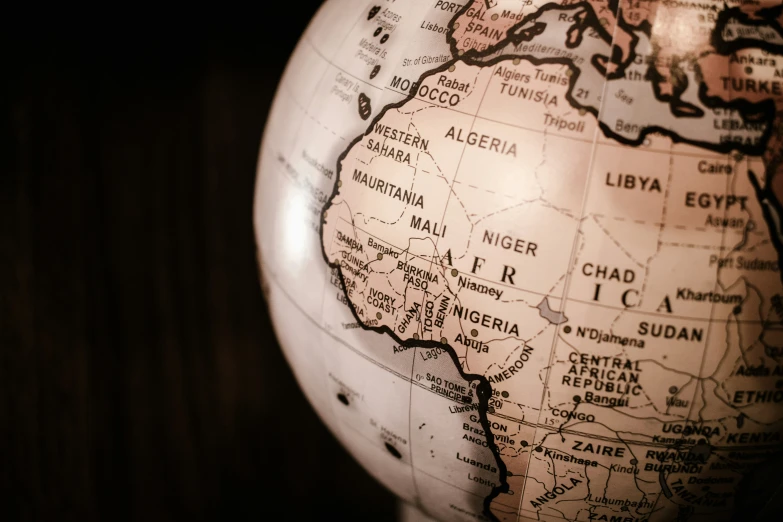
[451,0,783,201]
[595,0,783,201]
[589,0,781,84]
[696,0,783,201]
[700,50,783,198]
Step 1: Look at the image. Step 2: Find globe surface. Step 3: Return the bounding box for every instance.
[254,1,783,520]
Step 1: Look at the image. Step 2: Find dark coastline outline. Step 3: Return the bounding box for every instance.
[318,5,513,520]
[454,1,776,155]
[314,1,783,520]
[711,4,783,57]
[708,4,783,273]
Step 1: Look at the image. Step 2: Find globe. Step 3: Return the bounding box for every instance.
[254,1,783,520]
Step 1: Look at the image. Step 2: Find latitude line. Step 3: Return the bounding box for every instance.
[296,31,755,163]
[263,258,781,453]
[334,215,779,325]
[295,30,748,163]
[303,35,384,92]
[384,88,747,161]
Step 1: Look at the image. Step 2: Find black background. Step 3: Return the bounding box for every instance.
[2,2,396,520]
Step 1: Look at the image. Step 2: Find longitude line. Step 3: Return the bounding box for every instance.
[264,255,780,453]
[335,214,773,324]
[643,53,738,517]
[407,57,500,513]
[513,3,625,519]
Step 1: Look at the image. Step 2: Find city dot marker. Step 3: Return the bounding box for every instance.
[630,459,638,465]
[449,65,455,72]
[745,66,753,75]
[669,386,678,394]
[471,329,478,337]
[413,333,419,340]
[573,395,581,402]
[385,442,402,459]
[521,440,529,447]
[535,446,543,452]
[491,13,499,20]
[451,268,458,277]
[453,23,460,29]
[501,391,509,398]
[513,58,520,65]
[376,312,382,320]
[337,180,342,187]
[458,49,464,56]
[563,326,572,334]
[441,337,448,344]
[377,253,383,260]
[565,69,572,77]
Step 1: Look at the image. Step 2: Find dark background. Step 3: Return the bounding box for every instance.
[2,3,396,520]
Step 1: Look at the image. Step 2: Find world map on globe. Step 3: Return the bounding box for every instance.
[254,0,783,520]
